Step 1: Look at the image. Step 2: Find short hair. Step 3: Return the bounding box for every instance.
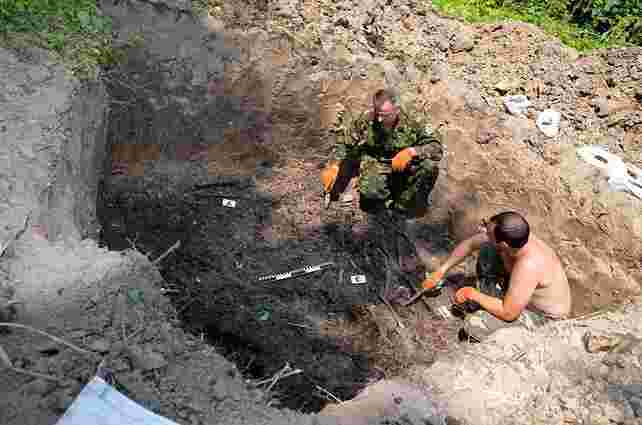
[489,211,530,249]
[373,89,400,112]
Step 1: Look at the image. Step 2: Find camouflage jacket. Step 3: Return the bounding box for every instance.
[331,107,443,163]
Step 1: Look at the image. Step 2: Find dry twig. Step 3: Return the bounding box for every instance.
[0,213,31,259]
[152,240,181,265]
[315,384,343,403]
[0,322,95,357]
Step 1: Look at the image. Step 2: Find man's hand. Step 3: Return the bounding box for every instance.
[421,270,445,290]
[391,148,417,172]
[320,160,341,193]
[454,287,480,304]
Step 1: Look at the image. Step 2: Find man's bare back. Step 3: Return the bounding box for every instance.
[514,234,571,319]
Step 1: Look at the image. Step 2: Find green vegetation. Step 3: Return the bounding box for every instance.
[431,0,641,51]
[0,0,122,80]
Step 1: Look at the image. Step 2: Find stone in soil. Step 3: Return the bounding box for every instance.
[592,98,609,118]
[125,345,168,371]
[450,31,475,52]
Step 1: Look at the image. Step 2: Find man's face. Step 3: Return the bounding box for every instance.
[375,100,399,128]
[480,217,498,245]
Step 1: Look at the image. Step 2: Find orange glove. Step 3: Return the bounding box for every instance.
[391,147,417,172]
[454,287,479,304]
[320,160,340,193]
[421,270,445,290]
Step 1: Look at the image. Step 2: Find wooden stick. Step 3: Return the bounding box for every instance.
[287,322,311,329]
[0,212,31,258]
[152,240,181,265]
[315,384,343,403]
[10,366,67,383]
[0,323,95,357]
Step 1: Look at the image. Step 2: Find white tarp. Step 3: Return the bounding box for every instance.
[55,376,179,425]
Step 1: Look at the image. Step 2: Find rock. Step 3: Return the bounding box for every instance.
[405,63,420,81]
[380,60,403,87]
[576,77,593,96]
[125,345,168,371]
[434,35,450,52]
[430,62,448,83]
[477,127,498,145]
[494,78,520,94]
[190,414,201,425]
[23,379,56,396]
[450,31,474,52]
[335,17,350,28]
[593,98,609,118]
[88,338,111,354]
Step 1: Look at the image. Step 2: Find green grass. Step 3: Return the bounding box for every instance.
[0,0,124,80]
[430,0,628,51]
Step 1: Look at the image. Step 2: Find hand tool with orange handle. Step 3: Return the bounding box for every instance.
[399,270,445,306]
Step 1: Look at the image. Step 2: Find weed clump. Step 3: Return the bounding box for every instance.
[0,0,130,80]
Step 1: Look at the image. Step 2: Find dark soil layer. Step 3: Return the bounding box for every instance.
[97,176,431,412]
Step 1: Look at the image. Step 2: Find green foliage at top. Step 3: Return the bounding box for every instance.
[0,0,122,79]
[431,0,641,51]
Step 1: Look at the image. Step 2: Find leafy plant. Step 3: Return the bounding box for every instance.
[430,0,640,50]
[0,0,120,80]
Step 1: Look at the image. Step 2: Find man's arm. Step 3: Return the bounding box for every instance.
[469,259,539,322]
[436,232,488,275]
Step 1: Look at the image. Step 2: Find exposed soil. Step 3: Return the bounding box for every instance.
[1,0,641,424]
[96,0,641,414]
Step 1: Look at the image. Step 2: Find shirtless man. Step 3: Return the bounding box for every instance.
[421,211,571,341]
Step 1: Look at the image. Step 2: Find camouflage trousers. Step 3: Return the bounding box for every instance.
[462,243,550,342]
[357,155,439,218]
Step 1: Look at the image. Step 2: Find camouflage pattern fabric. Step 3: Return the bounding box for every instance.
[331,107,443,216]
[462,243,550,342]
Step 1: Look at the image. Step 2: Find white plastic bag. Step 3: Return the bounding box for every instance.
[536,109,561,137]
[576,146,642,200]
[503,95,530,116]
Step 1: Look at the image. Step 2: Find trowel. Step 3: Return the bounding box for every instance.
[399,278,446,307]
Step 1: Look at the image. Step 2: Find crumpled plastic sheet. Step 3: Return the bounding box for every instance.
[576,145,642,200]
[55,376,179,425]
[536,109,561,137]
[503,95,531,116]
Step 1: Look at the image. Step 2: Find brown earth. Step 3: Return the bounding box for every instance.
[1,0,642,424]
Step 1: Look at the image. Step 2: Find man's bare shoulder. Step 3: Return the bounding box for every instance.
[516,235,553,271]
[468,232,490,249]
